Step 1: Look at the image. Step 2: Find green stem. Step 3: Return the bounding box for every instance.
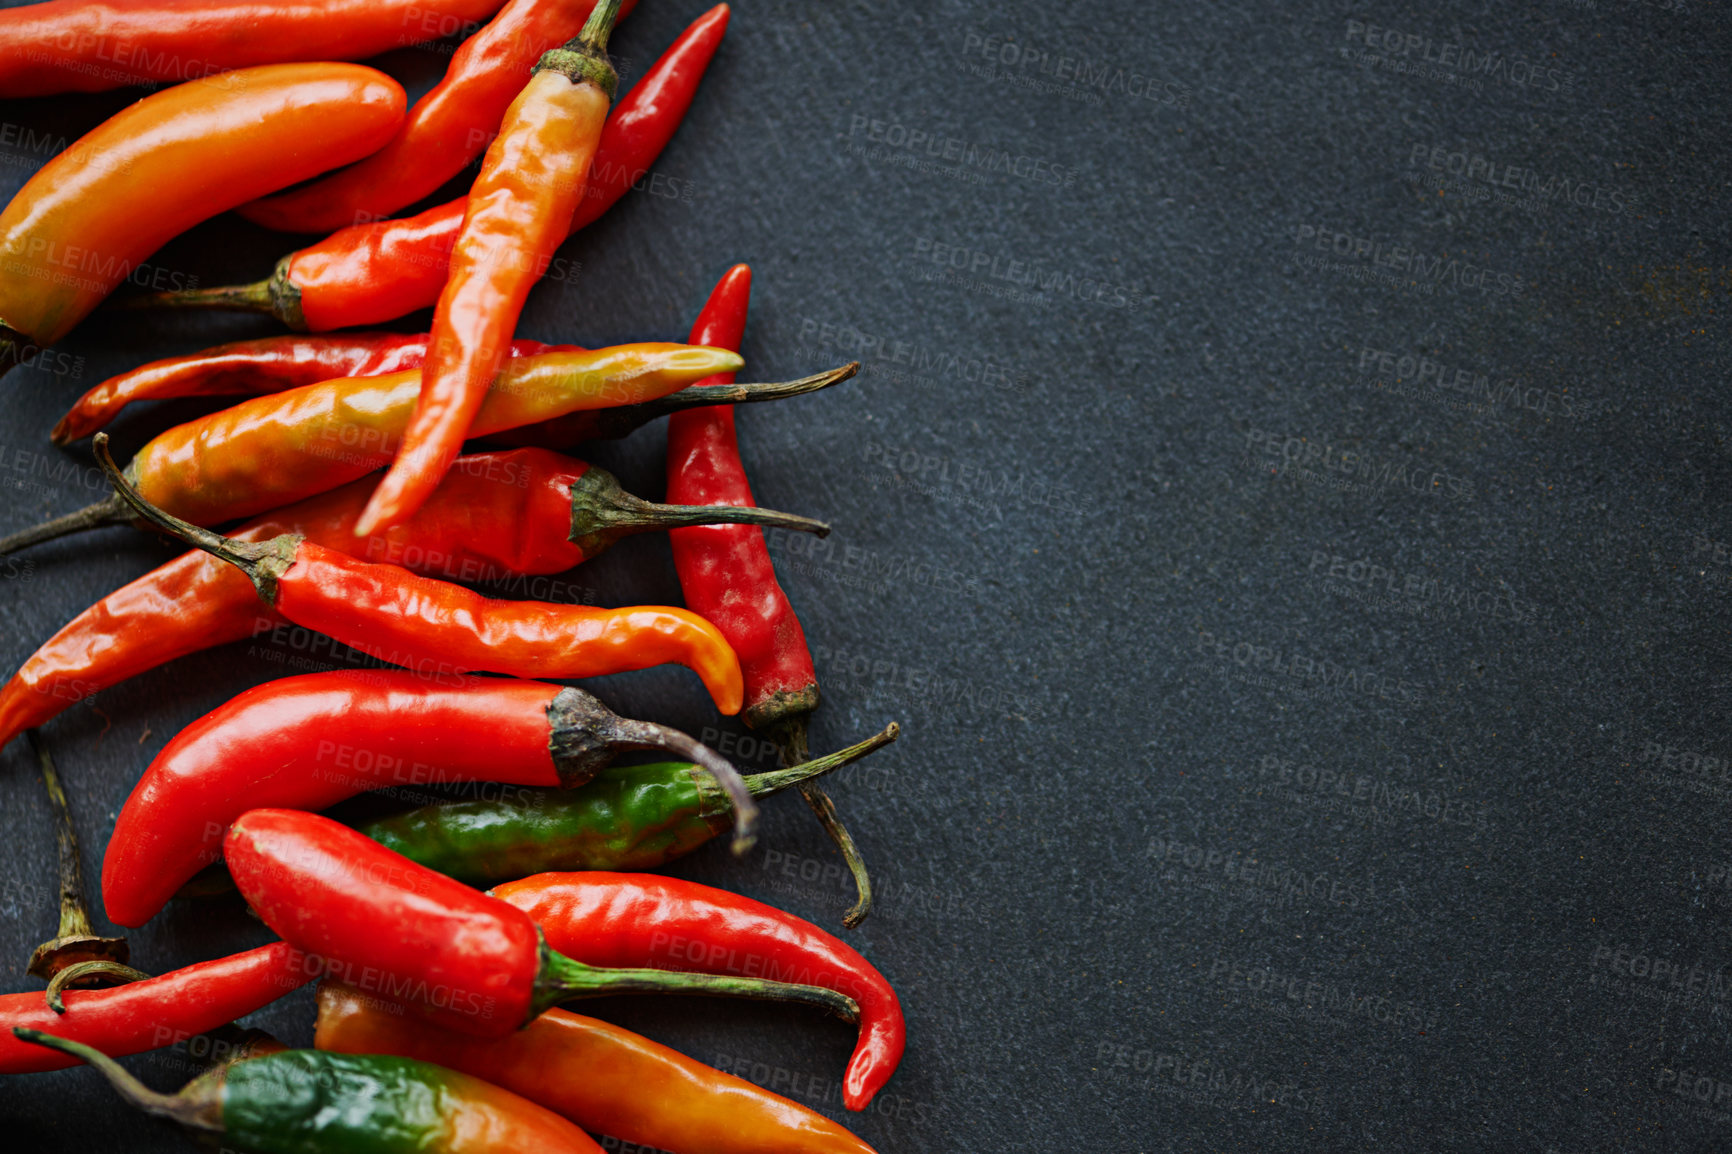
[743,722,900,799]
[769,715,876,930]
[536,0,623,95]
[10,1029,224,1132]
[0,494,131,557]
[532,943,859,1024]
[91,434,298,602]
[115,255,306,331]
[567,465,829,555]
[45,961,151,1014]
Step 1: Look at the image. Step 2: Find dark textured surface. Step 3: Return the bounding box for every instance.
[0,0,1727,1149]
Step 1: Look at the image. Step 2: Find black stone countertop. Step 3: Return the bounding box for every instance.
[0,1,1727,1150]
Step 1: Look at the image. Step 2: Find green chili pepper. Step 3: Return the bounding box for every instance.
[14,1029,601,1153]
[175,724,899,897]
[361,723,899,886]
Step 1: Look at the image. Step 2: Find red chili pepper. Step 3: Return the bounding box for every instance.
[102,671,757,928]
[668,266,874,926]
[0,444,834,751]
[136,4,729,332]
[241,0,640,235]
[0,0,508,97]
[0,942,311,1074]
[493,872,905,1111]
[93,437,755,776]
[52,334,568,446]
[0,62,405,365]
[225,809,861,1037]
[354,0,628,536]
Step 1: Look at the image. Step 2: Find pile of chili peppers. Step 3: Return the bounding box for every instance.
[0,4,911,1151]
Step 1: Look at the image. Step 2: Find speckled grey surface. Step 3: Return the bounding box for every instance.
[0,0,1727,1149]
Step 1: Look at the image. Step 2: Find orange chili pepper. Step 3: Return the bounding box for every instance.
[316,983,883,1154]
[93,435,751,740]
[0,62,406,367]
[355,0,625,536]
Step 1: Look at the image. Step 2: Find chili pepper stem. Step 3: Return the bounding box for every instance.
[569,466,830,555]
[92,434,299,601]
[549,362,859,444]
[11,1028,224,1131]
[0,493,131,557]
[536,0,623,94]
[742,722,900,799]
[532,942,860,1024]
[549,688,759,853]
[23,730,133,1004]
[118,255,306,330]
[767,716,876,929]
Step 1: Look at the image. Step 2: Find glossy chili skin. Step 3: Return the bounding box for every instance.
[219,1050,604,1153]
[127,343,738,526]
[53,334,564,445]
[178,4,729,332]
[226,809,547,1036]
[102,672,578,928]
[494,873,904,1110]
[0,942,311,1074]
[0,0,507,97]
[218,537,738,712]
[241,0,639,235]
[317,985,882,1154]
[668,265,821,730]
[355,8,620,537]
[0,63,405,351]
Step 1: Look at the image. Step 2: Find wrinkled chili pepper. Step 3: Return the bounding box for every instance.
[137,4,729,332]
[494,872,904,1110]
[0,344,810,555]
[16,1029,604,1153]
[226,809,861,1036]
[0,0,508,97]
[669,265,875,926]
[23,731,144,1012]
[0,63,405,369]
[94,437,756,758]
[355,0,627,536]
[103,672,761,928]
[52,334,569,446]
[0,942,310,1074]
[242,0,639,235]
[317,983,883,1154]
[55,333,846,447]
[0,442,841,751]
[353,723,900,887]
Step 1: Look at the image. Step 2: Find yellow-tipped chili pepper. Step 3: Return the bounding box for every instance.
[0,63,406,368]
[356,0,625,536]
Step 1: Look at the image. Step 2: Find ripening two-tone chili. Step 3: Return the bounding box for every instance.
[93,437,755,770]
[354,723,899,887]
[317,984,883,1154]
[0,441,843,750]
[17,1029,604,1154]
[101,672,765,927]
[225,809,860,1034]
[145,3,731,332]
[355,0,627,536]
[669,265,874,925]
[242,0,640,235]
[0,942,310,1074]
[0,63,405,367]
[494,872,905,1110]
[0,0,507,97]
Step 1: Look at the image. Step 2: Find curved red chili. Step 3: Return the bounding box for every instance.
[493,872,905,1111]
[102,672,753,928]
[0,942,312,1074]
[225,809,860,1036]
[241,0,640,235]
